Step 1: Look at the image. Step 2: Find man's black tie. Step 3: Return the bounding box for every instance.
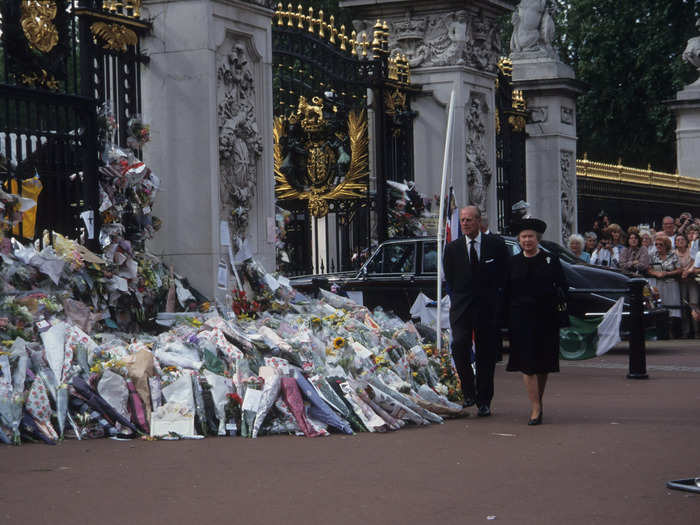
[470,239,479,274]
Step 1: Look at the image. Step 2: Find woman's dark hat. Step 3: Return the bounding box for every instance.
[514,218,547,234]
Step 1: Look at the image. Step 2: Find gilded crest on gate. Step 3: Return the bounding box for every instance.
[90,22,138,52]
[274,94,368,218]
[20,0,60,54]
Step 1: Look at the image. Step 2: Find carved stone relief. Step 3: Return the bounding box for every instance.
[561,106,573,125]
[354,9,501,72]
[529,106,548,123]
[560,150,575,243]
[510,0,558,60]
[217,40,263,240]
[466,93,492,212]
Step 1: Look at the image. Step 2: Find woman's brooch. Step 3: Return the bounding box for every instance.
[546,256,551,264]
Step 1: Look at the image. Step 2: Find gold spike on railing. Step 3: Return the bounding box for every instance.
[371,20,382,53]
[350,30,357,56]
[381,21,389,52]
[318,10,325,38]
[307,7,314,33]
[339,25,347,51]
[287,3,294,26]
[276,3,283,25]
[361,32,369,57]
[329,15,336,43]
[297,5,304,29]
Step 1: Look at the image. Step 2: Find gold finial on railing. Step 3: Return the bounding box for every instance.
[339,25,347,51]
[382,20,390,52]
[276,3,284,25]
[287,3,294,26]
[329,15,337,44]
[318,10,325,38]
[388,55,398,81]
[360,32,369,57]
[297,5,304,29]
[371,20,382,53]
[350,30,357,56]
[307,7,314,33]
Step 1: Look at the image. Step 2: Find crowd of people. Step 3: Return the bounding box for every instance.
[566,212,700,339]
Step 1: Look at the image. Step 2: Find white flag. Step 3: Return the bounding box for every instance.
[596,297,624,356]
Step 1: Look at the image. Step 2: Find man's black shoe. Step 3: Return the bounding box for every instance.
[462,398,476,408]
[477,405,491,417]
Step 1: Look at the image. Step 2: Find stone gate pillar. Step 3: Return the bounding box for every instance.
[669,23,700,178]
[141,0,275,300]
[510,1,584,244]
[342,0,511,222]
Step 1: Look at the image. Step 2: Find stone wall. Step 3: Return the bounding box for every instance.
[141,0,275,299]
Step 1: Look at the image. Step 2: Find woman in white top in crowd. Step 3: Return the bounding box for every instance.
[647,233,682,336]
[641,230,656,257]
[590,231,620,269]
[583,232,597,259]
[568,233,589,262]
[676,233,699,338]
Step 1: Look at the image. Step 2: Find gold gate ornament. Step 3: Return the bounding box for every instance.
[20,0,60,53]
[91,22,138,52]
[274,97,368,218]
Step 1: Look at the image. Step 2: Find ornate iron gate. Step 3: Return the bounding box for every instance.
[0,1,147,250]
[495,58,527,234]
[272,4,415,275]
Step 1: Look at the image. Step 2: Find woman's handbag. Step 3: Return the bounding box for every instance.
[553,283,570,328]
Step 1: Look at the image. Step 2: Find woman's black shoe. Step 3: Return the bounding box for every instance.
[528,412,543,426]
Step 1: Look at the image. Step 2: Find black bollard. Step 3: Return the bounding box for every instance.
[627,278,649,379]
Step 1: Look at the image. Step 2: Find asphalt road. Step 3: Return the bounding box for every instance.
[1,340,699,525]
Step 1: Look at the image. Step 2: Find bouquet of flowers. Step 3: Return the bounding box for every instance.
[126,115,150,150]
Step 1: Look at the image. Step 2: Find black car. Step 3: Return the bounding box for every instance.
[290,236,666,331]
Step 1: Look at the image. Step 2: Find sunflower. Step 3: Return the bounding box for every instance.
[333,336,346,349]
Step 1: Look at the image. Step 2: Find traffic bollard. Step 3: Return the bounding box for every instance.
[627,278,649,379]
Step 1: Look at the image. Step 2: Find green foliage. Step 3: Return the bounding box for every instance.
[502,0,699,172]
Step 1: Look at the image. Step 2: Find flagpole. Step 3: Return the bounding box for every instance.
[436,89,456,354]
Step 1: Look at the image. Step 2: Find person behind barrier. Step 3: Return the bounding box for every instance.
[647,233,682,338]
[590,230,620,268]
[567,233,589,262]
[619,229,649,276]
[675,233,698,338]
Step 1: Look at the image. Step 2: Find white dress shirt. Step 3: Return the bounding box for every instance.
[465,231,482,263]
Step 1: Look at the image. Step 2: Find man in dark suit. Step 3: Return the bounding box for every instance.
[444,206,509,416]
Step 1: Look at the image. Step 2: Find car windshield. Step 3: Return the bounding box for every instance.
[364,242,416,274]
[507,238,583,264]
[539,240,584,264]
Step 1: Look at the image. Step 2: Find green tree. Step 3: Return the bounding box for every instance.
[503,1,699,172]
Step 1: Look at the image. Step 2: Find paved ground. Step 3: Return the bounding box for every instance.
[1,340,699,525]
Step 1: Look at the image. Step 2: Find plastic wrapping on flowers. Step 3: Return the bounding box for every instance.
[0,122,463,446]
[0,240,465,444]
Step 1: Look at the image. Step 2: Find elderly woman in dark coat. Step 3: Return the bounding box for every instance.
[506,218,568,425]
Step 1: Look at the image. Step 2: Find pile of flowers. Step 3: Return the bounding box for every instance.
[0,120,464,446]
[0,248,463,445]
